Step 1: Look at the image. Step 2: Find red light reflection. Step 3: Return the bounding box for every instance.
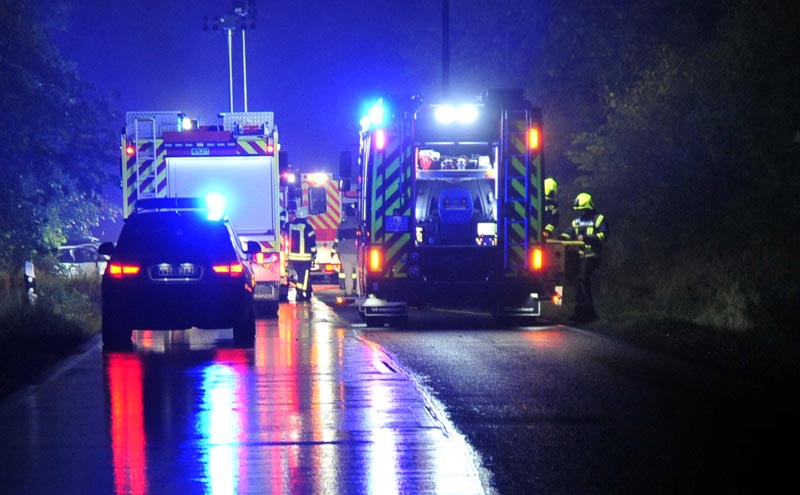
[107,353,148,495]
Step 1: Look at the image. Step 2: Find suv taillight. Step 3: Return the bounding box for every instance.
[108,263,141,278]
[213,263,244,275]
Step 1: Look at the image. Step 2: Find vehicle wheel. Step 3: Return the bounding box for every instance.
[233,305,256,347]
[102,312,133,351]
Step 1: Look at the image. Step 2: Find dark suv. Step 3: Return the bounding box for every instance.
[99,200,258,349]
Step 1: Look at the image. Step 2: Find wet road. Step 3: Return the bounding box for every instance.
[2,290,795,494]
[0,299,493,495]
[322,296,796,494]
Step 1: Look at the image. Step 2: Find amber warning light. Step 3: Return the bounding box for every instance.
[125,142,135,156]
[529,128,540,150]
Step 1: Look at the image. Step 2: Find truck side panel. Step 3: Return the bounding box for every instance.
[166,156,278,236]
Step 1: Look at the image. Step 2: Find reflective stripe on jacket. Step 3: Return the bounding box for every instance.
[288,219,317,261]
[560,212,607,258]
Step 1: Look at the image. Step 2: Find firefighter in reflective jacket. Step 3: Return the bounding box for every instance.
[543,177,559,239]
[288,206,317,301]
[560,192,607,322]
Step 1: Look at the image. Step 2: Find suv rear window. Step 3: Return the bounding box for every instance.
[114,211,239,258]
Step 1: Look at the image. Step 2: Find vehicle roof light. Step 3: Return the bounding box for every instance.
[434,105,456,124]
[368,99,385,126]
[433,103,479,125]
[307,172,328,185]
[205,192,226,220]
[181,116,196,131]
[360,98,387,131]
[457,104,478,124]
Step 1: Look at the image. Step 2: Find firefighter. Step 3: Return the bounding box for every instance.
[288,206,317,302]
[279,209,289,233]
[560,192,608,322]
[543,177,559,239]
[334,203,359,296]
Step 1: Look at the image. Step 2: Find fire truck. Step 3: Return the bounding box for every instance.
[280,170,357,284]
[355,89,563,324]
[121,111,282,314]
[299,172,342,282]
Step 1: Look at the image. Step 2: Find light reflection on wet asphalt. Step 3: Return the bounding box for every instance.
[0,299,493,495]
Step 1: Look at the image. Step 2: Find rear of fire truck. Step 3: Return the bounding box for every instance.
[300,172,343,282]
[355,90,562,324]
[122,111,282,315]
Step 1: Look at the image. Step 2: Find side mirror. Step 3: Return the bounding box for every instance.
[339,150,352,178]
[98,242,115,257]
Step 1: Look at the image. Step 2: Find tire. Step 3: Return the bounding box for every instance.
[233,304,256,347]
[102,311,133,351]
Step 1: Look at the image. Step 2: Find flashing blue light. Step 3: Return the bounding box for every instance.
[205,193,226,220]
[368,99,385,126]
[360,98,387,131]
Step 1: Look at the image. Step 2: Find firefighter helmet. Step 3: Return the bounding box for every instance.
[573,192,595,211]
[296,206,309,219]
[544,177,557,196]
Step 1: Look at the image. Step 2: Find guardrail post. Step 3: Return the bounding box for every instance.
[24,261,37,304]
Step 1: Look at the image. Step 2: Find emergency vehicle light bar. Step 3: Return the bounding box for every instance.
[134,196,226,219]
[432,103,479,125]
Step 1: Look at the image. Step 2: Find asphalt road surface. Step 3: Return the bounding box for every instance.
[320,289,796,494]
[0,286,794,494]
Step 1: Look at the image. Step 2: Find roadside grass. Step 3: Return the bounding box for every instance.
[589,258,800,384]
[0,264,101,399]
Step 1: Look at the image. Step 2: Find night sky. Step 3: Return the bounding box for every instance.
[54,0,433,170]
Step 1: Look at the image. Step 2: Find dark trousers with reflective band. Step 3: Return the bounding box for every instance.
[290,260,312,298]
[576,256,601,317]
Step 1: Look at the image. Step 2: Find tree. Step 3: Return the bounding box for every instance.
[568,0,800,330]
[0,0,119,268]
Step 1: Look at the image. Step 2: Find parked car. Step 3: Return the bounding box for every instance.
[57,236,108,278]
[99,199,259,349]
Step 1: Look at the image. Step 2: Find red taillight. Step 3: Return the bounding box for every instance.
[374,129,386,150]
[213,263,244,275]
[125,142,135,156]
[108,263,140,278]
[530,247,543,271]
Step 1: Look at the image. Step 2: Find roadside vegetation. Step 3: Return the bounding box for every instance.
[0,0,797,398]
[0,260,101,398]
